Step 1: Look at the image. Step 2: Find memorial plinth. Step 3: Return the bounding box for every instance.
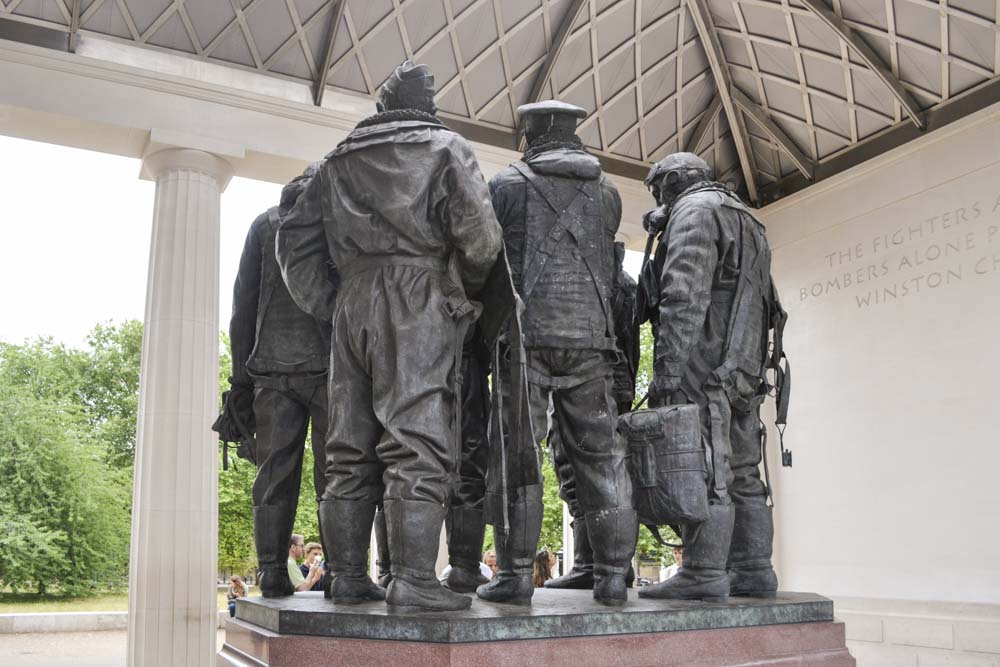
[218,590,854,666]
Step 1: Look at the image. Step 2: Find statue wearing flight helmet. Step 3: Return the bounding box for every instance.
[635,153,786,602]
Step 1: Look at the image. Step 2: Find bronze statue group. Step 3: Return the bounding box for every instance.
[214,60,790,614]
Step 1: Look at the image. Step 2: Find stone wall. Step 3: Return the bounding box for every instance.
[837,597,1000,666]
[759,102,1000,666]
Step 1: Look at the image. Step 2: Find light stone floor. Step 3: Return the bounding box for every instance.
[0,630,227,666]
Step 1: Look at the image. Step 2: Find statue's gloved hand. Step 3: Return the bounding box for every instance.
[647,375,680,406]
[212,382,256,444]
[642,206,669,234]
[228,383,256,435]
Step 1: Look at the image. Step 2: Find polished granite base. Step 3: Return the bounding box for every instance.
[217,589,855,666]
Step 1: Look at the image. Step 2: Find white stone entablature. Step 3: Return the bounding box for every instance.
[0,34,651,246]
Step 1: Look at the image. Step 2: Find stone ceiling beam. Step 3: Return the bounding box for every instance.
[732,87,815,181]
[527,0,589,106]
[759,74,1000,203]
[313,0,347,107]
[685,0,759,204]
[684,95,722,153]
[69,0,80,52]
[798,0,925,130]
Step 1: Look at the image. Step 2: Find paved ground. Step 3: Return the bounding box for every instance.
[0,630,226,666]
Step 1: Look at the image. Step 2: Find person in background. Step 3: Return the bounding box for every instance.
[287,533,323,592]
[438,555,493,584]
[660,546,684,582]
[300,542,325,592]
[533,550,556,588]
[484,550,497,577]
[227,576,247,617]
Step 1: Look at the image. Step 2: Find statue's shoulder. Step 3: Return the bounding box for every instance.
[248,208,274,239]
[252,208,274,227]
[489,163,527,191]
[597,172,620,197]
[675,186,729,213]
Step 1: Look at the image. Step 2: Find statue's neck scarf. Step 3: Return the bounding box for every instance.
[522,129,585,160]
[355,108,443,129]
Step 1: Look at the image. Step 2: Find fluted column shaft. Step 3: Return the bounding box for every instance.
[128,148,233,667]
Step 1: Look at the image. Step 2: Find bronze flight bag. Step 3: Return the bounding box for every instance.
[619,404,709,531]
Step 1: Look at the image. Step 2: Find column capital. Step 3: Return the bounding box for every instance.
[141,147,235,191]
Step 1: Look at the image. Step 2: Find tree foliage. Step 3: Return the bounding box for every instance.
[79,321,142,469]
[0,322,140,595]
[0,383,130,594]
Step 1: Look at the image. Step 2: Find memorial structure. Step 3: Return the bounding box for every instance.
[2,1,999,665]
[219,57,839,657]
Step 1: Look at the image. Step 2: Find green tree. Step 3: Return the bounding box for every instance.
[217,449,257,575]
[0,321,142,471]
[0,388,131,594]
[0,322,140,595]
[538,455,563,552]
[78,321,142,469]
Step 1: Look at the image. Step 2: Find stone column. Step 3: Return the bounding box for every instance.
[128,148,233,667]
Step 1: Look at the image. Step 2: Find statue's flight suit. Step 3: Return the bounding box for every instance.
[277,61,502,612]
[639,153,780,602]
[371,330,493,594]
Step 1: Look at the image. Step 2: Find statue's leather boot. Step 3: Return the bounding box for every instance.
[443,506,489,593]
[254,504,296,598]
[727,502,778,598]
[315,504,333,599]
[318,499,386,604]
[639,503,734,603]
[587,507,638,607]
[384,500,471,612]
[476,487,543,606]
[544,518,595,589]
[373,505,392,588]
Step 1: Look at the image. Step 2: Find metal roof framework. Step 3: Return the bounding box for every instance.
[3,0,1000,204]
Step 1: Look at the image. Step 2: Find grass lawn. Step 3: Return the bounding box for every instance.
[0,591,235,614]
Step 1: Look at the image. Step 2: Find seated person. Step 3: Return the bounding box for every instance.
[226,576,247,617]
